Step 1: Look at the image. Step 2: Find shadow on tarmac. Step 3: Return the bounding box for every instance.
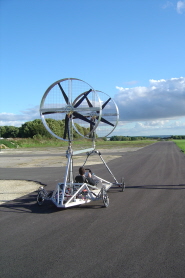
[0,193,59,214]
[127,184,185,190]
[0,192,108,214]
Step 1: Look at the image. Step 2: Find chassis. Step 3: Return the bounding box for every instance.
[37,146,125,208]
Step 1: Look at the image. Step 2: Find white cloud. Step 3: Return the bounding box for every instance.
[115,77,185,122]
[124,80,138,86]
[137,120,169,128]
[162,1,174,9]
[112,118,185,136]
[134,120,179,131]
[162,1,185,14]
[177,0,185,13]
[0,106,39,127]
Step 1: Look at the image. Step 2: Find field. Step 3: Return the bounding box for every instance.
[173,140,185,152]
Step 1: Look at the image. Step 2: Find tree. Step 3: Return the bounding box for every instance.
[0,126,6,137]
[19,119,51,138]
[0,126,19,138]
[1,118,91,139]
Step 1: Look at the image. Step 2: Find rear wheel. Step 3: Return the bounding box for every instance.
[102,188,109,208]
[37,191,44,206]
[121,177,125,192]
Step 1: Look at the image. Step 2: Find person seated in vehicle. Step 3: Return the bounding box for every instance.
[75,166,96,186]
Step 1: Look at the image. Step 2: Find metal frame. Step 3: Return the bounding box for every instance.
[37,78,125,209]
[37,143,125,208]
[40,78,102,141]
[37,144,115,208]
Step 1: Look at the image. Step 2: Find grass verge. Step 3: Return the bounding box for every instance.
[0,138,157,150]
[173,140,185,152]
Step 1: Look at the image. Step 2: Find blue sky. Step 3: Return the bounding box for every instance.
[0,0,185,136]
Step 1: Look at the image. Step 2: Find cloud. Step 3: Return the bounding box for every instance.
[162,1,185,14]
[177,0,185,13]
[124,80,138,86]
[134,119,185,135]
[112,118,185,136]
[162,1,174,9]
[0,106,39,127]
[137,120,169,128]
[115,77,185,122]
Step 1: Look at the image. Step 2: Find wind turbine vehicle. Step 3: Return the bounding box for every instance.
[37,78,125,208]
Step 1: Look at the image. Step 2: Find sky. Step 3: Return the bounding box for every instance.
[0,0,185,137]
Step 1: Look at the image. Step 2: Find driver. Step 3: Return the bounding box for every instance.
[76,166,96,186]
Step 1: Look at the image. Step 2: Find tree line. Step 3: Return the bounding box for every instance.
[109,135,185,141]
[109,136,148,141]
[171,135,185,139]
[0,119,90,139]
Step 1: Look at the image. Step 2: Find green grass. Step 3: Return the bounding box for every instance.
[17,138,67,148]
[0,139,19,148]
[0,138,157,150]
[173,140,185,152]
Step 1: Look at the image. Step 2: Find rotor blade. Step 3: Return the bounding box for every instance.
[58,83,69,104]
[74,89,92,108]
[63,115,69,139]
[99,117,114,127]
[96,97,112,115]
[73,111,95,125]
[102,98,111,109]
[42,111,61,115]
[85,96,93,107]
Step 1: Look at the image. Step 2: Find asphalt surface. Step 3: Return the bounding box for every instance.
[0,141,185,278]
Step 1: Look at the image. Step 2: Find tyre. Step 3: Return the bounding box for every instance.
[121,177,125,192]
[102,188,109,208]
[37,191,44,206]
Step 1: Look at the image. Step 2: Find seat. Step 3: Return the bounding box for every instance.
[75,175,85,183]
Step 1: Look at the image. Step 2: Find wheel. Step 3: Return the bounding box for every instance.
[102,188,109,208]
[37,191,44,206]
[121,177,125,192]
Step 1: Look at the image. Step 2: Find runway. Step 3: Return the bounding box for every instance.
[0,141,185,278]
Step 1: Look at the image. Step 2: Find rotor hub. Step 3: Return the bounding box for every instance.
[65,105,74,114]
[89,111,98,118]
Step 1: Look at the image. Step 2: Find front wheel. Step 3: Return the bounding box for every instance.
[37,191,45,206]
[121,177,125,192]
